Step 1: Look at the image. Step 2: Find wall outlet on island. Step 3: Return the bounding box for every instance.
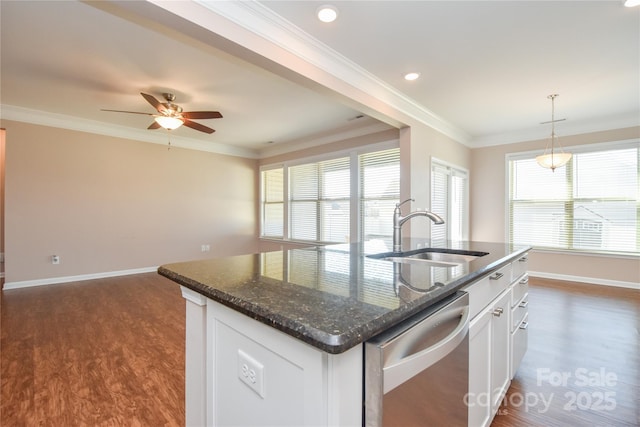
[238,349,265,398]
[51,255,60,265]
[201,244,210,252]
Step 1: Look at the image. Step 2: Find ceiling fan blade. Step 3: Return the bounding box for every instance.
[140,92,167,113]
[101,109,154,115]
[182,111,223,120]
[183,119,215,134]
[148,121,162,130]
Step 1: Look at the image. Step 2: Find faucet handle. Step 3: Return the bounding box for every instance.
[396,198,414,209]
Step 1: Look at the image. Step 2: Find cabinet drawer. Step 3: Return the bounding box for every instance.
[489,263,512,295]
[511,314,528,378]
[512,253,529,282]
[465,263,512,320]
[511,295,528,332]
[511,274,529,308]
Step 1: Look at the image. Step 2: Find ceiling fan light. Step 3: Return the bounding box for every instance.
[155,115,184,130]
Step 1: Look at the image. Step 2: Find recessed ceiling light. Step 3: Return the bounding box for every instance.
[404,72,421,81]
[317,5,338,23]
[624,0,640,6]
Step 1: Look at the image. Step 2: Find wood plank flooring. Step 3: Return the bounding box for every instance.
[1,273,638,426]
[1,273,185,426]
[492,278,639,427]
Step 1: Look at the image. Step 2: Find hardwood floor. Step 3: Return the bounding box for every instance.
[491,278,640,427]
[1,274,638,426]
[1,273,185,426]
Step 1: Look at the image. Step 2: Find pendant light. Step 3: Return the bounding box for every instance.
[536,94,572,172]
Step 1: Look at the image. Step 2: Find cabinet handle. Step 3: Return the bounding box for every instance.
[519,277,529,285]
[492,307,504,317]
[519,300,529,308]
[519,321,529,330]
[518,256,528,263]
[490,272,504,281]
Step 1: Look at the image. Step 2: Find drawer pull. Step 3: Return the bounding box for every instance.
[492,307,504,317]
[518,256,528,263]
[490,272,504,281]
[519,300,529,308]
[519,277,529,285]
[519,321,529,330]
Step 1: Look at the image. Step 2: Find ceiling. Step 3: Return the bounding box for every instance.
[1,1,638,158]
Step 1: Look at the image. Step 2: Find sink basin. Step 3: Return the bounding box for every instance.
[379,256,460,267]
[368,248,489,267]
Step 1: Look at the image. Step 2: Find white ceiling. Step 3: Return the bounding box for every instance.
[1,1,638,158]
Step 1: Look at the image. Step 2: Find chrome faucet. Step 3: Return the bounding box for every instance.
[393,198,445,252]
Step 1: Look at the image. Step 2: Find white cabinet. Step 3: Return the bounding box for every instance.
[207,298,363,427]
[464,251,529,427]
[490,291,511,414]
[180,287,363,427]
[468,308,492,427]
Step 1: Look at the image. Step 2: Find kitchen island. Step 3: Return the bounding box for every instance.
[159,239,530,426]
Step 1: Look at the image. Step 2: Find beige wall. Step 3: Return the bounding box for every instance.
[470,126,640,286]
[2,120,259,284]
[400,122,471,238]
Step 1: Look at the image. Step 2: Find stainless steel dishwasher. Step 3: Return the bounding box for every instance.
[365,292,469,427]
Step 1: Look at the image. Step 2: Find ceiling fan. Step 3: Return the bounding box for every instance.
[102,92,222,134]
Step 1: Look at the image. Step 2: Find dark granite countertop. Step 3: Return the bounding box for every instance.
[158,239,530,354]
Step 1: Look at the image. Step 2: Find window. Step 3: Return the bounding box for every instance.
[260,167,284,238]
[431,160,469,243]
[360,148,400,245]
[508,140,639,255]
[289,157,350,243]
[259,145,400,244]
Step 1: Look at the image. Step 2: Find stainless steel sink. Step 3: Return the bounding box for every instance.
[368,248,489,267]
[380,256,460,267]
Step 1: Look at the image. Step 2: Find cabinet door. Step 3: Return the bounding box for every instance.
[468,309,492,427]
[490,291,511,413]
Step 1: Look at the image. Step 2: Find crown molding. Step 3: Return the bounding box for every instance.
[257,117,395,158]
[470,111,640,148]
[0,104,260,158]
[192,0,471,146]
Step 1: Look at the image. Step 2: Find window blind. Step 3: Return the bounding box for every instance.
[261,168,284,238]
[431,161,468,242]
[359,148,400,244]
[508,142,639,255]
[289,157,350,243]
[259,144,400,245]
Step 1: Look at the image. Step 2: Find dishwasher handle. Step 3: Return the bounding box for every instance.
[382,304,469,394]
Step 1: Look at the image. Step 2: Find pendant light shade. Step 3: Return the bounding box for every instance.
[536,94,572,172]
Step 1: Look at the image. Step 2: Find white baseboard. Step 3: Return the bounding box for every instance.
[3,266,637,291]
[2,267,159,290]
[528,270,639,290]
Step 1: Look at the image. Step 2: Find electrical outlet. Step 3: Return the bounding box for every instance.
[51,255,60,265]
[237,349,265,398]
[201,244,210,252]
